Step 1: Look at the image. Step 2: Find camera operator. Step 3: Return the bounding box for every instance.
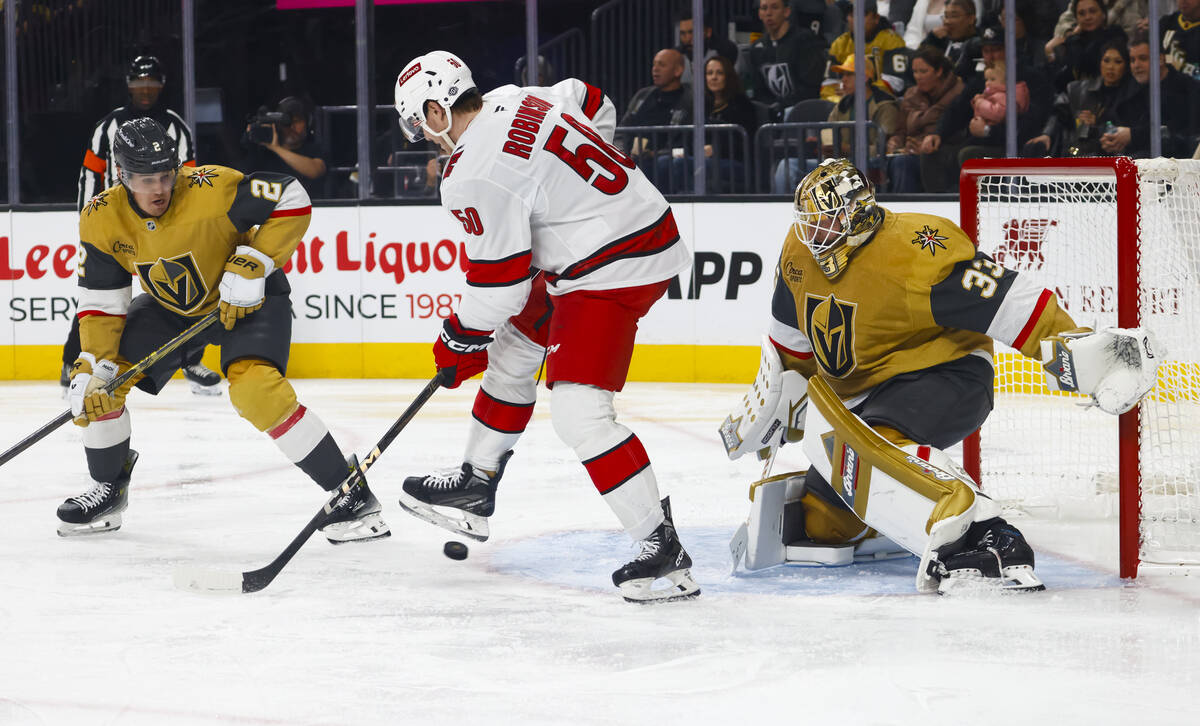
[241,96,327,197]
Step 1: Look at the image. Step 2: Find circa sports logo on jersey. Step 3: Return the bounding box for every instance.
[805,293,857,378]
[135,252,208,313]
[911,225,948,255]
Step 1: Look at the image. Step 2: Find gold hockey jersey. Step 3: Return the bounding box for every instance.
[769,209,1078,399]
[76,165,311,361]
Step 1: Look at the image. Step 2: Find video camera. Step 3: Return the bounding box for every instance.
[244,106,292,144]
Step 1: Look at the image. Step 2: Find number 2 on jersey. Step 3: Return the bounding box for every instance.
[544,113,635,195]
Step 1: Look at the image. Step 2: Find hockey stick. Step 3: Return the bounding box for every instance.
[0,310,220,469]
[173,371,447,594]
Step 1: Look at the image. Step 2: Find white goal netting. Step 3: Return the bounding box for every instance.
[967,158,1200,569]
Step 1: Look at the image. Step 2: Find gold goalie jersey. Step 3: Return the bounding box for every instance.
[769,209,1079,399]
[76,165,312,360]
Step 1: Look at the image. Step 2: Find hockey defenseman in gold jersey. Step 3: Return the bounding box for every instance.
[59,117,389,543]
[721,158,1162,593]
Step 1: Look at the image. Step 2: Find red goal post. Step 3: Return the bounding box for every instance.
[958,157,1200,579]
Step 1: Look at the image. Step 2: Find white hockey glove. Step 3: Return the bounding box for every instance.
[719,336,808,460]
[218,245,275,331]
[1041,327,1164,415]
[68,353,122,427]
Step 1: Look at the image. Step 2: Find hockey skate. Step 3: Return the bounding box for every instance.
[612,497,701,604]
[319,455,391,544]
[397,450,513,542]
[57,450,139,537]
[182,363,222,396]
[926,517,1045,594]
[59,362,71,399]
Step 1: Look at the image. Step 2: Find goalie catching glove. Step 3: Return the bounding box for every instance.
[218,245,275,331]
[1041,327,1163,414]
[68,353,124,426]
[433,314,493,388]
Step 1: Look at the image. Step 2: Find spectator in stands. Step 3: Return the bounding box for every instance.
[970,60,1030,124]
[920,30,1050,190]
[1109,0,1176,38]
[1115,33,1200,157]
[906,0,981,68]
[1026,40,1146,157]
[773,55,899,192]
[621,48,694,127]
[747,0,829,119]
[241,96,327,198]
[516,54,556,85]
[887,46,963,191]
[1162,0,1200,81]
[678,10,739,65]
[830,0,907,64]
[659,55,759,193]
[1046,0,1128,92]
[793,0,843,42]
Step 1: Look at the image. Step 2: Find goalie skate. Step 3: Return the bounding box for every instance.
[319,455,390,545]
[56,450,139,537]
[612,497,701,604]
[397,451,512,542]
[927,517,1046,594]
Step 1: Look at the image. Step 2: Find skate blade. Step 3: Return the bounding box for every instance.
[618,569,702,604]
[396,494,490,542]
[320,512,391,545]
[937,565,1046,595]
[56,513,123,537]
[173,566,244,594]
[188,381,224,396]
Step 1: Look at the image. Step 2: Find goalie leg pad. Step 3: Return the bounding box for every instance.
[802,376,1014,592]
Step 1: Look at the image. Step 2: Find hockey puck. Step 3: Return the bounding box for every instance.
[443,541,469,560]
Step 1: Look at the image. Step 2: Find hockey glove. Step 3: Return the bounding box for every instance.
[1041,327,1163,415]
[434,314,493,388]
[68,353,123,426]
[218,245,275,330]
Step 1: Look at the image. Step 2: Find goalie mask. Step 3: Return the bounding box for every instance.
[792,158,882,279]
[394,50,477,149]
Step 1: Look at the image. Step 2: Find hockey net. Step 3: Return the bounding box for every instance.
[959,157,1200,578]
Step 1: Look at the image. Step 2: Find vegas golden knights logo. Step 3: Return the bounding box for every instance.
[805,293,857,378]
[135,252,208,313]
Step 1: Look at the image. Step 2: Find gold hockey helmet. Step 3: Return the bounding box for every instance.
[792,158,883,279]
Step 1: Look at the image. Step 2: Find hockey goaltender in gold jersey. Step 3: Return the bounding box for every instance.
[58,117,388,544]
[721,158,1163,593]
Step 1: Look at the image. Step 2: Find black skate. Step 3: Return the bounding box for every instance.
[612,497,701,603]
[56,450,139,537]
[59,362,71,399]
[319,454,390,544]
[927,517,1045,594]
[182,362,222,396]
[397,450,513,542]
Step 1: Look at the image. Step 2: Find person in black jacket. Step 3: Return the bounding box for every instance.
[1045,0,1128,92]
[1120,34,1200,157]
[747,0,828,120]
[1025,40,1147,157]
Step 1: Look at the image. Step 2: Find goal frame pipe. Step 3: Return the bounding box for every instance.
[958,156,1143,579]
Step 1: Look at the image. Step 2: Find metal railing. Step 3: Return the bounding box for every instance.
[615,123,752,194]
[514,28,587,85]
[755,121,889,194]
[590,0,676,118]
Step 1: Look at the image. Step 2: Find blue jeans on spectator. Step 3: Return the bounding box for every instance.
[773,157,820,194]
[887,153,922,193]
[654,155,746,194]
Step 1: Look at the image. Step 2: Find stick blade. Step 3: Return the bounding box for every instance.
[172,566,246,594]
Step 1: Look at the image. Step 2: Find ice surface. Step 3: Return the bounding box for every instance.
[1,379,1198,725]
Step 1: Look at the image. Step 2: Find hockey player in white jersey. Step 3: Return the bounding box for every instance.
[393,51,699,603]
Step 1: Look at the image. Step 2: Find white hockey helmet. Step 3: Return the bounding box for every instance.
[394,50,477,146]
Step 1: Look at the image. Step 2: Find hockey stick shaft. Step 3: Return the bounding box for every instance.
[0,310,220,468]
[236,371,447,593]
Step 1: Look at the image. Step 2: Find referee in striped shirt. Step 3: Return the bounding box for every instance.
[65,55,220,395]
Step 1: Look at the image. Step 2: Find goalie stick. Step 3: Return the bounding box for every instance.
[173,371,447,594]
[0,310,220,469]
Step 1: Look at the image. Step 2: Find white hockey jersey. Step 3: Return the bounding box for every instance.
[438,79,691,332]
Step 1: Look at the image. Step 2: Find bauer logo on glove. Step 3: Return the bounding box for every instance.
[68,353,125,426]
[218,245,275,330]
